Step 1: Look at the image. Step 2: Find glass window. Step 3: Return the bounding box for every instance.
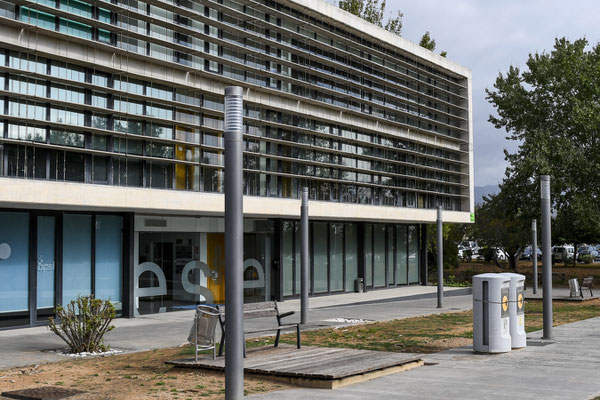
[65,152,85,181]
[114,77,144,95]
[95,216,123,305]
[373,224,386,287]
[364,224,373,287]
[9,76,46,97]
[147,123,173,140]
[408,225,419,283]
[114,118,143,135]
[50,108,85,126]
[62,214,92,304]
[19,7,55,30]
[37,216,56,310]
[329,223,343,292]
[146,142,173,159]
[8,101,46,121]
[396,226,408,284]
[92,156,108,182]
[149,161,172,188]
[0,212,29,315]
[387,226,394,285]
[313,222,328,293]
[51,84,85,104]
[282,221,294,296]
[114,98,143,115]
[112,158,143,187]
[59,18,93,40]
[50,61,85,82]
[8,124,46,142]
[10,53,47,74]
[147,103,172,120]
[344,223,357,292]
[203,167,222,192]
[49,130,85,147]
[59,0,92,17]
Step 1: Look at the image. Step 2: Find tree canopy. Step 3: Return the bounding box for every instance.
[338,0,403,35]
[419,31,436,51]
[486,37,600,246]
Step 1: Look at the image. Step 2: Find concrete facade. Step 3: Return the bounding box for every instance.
[0,0,473,328]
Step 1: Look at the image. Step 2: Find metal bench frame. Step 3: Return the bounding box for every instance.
[217,301,300,357]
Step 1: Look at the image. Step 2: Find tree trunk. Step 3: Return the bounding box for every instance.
[508,254,518,272]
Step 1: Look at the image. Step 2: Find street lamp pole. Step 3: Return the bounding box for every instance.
[224,86,244,399]
[540,175,553,340]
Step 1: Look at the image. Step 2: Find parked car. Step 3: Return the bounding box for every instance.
[577,245,599,261]
[552,245,575,263]
[521,246,542,260]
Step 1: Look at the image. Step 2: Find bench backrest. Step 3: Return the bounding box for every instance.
[582,277,593,288]
[218,301,279,322]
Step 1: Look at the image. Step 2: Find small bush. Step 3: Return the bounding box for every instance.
[48,295,116,353]
[580,255,594,264]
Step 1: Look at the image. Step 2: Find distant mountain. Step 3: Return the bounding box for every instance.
[474,185,499,205]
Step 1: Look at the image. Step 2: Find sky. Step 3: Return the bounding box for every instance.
[381,0,600,187]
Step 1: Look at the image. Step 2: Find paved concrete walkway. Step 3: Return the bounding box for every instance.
[249,318,600,400]
[0,286,471,370]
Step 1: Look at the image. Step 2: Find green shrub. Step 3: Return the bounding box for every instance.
[580,254,594,264]
[48,295,116,353]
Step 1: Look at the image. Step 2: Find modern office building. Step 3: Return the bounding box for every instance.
[0,0,473,328]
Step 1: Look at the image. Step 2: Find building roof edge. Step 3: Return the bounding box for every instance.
[284,0,471,78]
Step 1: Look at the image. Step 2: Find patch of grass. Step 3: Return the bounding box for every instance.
[271,299,600,353]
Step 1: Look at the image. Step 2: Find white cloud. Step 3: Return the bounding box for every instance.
[386,0,600,185]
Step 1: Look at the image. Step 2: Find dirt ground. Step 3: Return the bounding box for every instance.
[0,346,289,399]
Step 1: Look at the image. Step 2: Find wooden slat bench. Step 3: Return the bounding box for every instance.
[581,276,594,297]
[217,301,300,357]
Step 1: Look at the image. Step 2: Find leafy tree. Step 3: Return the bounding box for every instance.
[472,181,532,272]
[419,31,436,51]
[487,38,600,227]
[339,0,403,35]
[487,37,600,250]
[440,50,447,58]
[427,222,470,277]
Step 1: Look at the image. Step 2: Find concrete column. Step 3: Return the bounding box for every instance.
[224,86,244,400]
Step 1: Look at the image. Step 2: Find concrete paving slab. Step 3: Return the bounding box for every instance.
[249,317,600,400]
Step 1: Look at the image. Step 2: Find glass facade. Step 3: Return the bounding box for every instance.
[0,212,29,316]
[280,220,419,297]
[0,211,125,327]
[135,216,273,314]
[0,0,469,211]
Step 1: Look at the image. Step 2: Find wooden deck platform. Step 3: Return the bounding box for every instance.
[166,345,423,389]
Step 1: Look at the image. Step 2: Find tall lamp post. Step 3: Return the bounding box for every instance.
[540,175,553,340]
[224,86,244,399]
[437,205,443,308]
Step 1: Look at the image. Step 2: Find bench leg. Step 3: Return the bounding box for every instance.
[218,332,225,357]
[296,325,301,349]
[275,329,281,347]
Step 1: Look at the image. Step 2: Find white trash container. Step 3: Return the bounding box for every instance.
[473,273,512,353]
[500,273,527,348]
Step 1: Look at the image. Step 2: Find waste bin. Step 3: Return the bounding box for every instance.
[568,278,581,298]
[354,278,364,293]
[473,273,512,353]
[500,273,527,349]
